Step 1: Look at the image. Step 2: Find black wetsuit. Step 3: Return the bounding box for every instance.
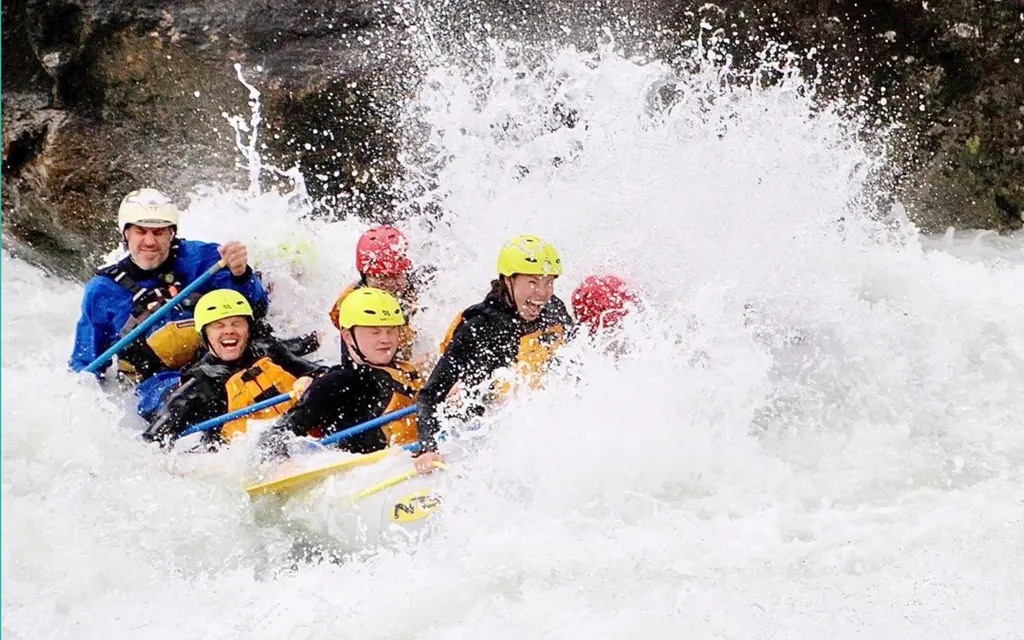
[142,338,325,447]
[416,287,574,453]
[257,323,321,357]
[260,352,423,457]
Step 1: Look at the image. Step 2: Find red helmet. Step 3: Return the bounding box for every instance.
[572,274,637,335]
[355,225,412,277]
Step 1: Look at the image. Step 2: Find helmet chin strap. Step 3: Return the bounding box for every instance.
[348,329,370,364]
[503,276,519,312]
[346,328,397,366]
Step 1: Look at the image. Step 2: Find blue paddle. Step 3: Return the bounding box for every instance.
[174,398,418,448]
[83,260,225,373]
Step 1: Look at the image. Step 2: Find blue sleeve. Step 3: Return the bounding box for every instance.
[180,240,270,316]
[69,281,116,375]
[210,267,269,317]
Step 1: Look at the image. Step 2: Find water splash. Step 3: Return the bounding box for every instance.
[4,25,1024,640]
[221,63,306,197]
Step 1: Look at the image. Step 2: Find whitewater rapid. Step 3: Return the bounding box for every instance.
[4,34,1024,639]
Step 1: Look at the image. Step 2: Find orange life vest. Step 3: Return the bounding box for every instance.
[330,281,417,361]
[438,313,464,355]
[328,282,360,330]
[222,357,299,442]
[373,360,424,446]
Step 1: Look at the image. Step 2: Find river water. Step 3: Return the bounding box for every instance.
[3,35,1023,639]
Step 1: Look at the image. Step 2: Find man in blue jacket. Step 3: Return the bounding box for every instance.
[70,188,270,420]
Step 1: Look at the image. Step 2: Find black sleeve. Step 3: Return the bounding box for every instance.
[142,375,225,447]
[548,296,580,345]
[416,315,504,452]
[261,366,388,457]
[267,341,328,379]
[119,339,169,380]
[548,295,576,329]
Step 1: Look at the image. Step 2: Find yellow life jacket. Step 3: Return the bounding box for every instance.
[99,259,204,382]
[373,360,424,446]
[145,319,203,369]
[514,324,568,389]
[489,324,568,398]
[222,357,299,442]
[331,281,417,361]
[118,320,204,383]
[438,311,568,400]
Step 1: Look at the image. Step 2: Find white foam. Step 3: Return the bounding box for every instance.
[3,33,1024,639]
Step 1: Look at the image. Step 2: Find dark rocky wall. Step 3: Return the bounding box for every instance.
[3,0,1022,279]
[2,0,405,278]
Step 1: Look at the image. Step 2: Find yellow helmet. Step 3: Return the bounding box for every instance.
[337,287,406,329]
[497,234,563,277]
[193,289,253,334]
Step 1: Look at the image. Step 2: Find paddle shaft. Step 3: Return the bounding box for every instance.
[83,260,226,373]
[354,461,445,501]
[174,391,293,440]
[318,404,418,447]
[176,399,416,444]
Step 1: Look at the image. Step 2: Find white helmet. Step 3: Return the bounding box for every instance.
[117,188,179,231]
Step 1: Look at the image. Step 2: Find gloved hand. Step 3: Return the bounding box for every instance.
[141,418,177,448]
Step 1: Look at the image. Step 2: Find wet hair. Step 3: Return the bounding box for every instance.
[489,278,504,296]
[489,277,516,308]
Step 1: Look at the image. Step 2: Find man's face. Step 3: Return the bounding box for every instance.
[205,316,251,362]
[125,224,175,270]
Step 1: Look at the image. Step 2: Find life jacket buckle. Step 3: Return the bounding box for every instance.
[240,366,264,383]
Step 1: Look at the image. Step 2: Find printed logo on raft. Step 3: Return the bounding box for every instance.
[391,490,443,523]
